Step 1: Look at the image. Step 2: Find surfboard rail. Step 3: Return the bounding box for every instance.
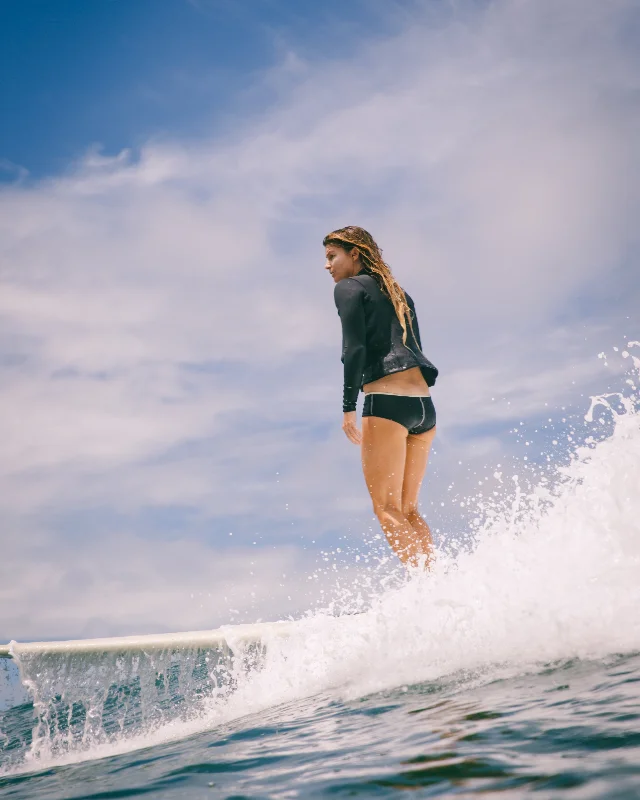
[0,620,299,660]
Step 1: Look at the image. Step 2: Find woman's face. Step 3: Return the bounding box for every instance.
[325,244,360,283]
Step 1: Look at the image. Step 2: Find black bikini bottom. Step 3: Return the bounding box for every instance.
[362,393,436,435]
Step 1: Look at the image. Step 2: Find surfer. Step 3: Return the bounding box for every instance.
[325,226,438,568]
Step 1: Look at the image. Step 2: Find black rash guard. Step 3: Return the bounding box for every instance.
[334,273,438,412]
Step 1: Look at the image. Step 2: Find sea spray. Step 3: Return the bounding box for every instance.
[4,635,277,770]
[202,358,640,708]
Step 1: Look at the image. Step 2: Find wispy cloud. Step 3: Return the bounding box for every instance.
[0,531,325,642]
[0,158,29,184]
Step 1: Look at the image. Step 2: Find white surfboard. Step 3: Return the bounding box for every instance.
[0,619,301,659]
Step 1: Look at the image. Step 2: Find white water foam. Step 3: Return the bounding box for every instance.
[3,353,640,774]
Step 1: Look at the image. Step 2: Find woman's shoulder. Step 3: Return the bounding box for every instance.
[333,276,368,305]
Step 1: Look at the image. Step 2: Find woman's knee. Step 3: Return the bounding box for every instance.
[372,500,405,523]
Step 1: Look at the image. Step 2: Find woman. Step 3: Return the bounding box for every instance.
[325,226,438,568]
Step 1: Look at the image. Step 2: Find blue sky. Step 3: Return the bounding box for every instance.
[1,0,639,642]
[0,0,414,178]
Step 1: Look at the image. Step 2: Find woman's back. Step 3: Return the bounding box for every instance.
[334,273,438,394]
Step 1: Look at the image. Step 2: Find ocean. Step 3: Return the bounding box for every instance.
[1,373,639,798]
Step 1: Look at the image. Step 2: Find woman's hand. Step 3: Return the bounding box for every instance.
[342,411,362,445]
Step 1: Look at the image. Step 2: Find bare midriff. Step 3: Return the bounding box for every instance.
[363,366,430,397]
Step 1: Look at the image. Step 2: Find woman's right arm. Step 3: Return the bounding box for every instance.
[334,279,366,443]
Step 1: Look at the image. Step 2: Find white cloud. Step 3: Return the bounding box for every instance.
[0,530,319,642]
[2,0,639,638]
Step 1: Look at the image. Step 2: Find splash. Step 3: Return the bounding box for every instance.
[2,353,640,774]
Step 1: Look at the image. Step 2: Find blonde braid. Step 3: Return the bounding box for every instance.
[323,226,415,345]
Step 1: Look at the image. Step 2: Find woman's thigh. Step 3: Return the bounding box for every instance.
[402,427,436,513]
[361,416,408,510]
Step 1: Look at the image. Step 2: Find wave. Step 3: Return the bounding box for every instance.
[2,348,640,774]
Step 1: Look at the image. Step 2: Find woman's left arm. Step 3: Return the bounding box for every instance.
[406,294,423,351]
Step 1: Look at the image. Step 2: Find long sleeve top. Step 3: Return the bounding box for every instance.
[334,274,438,412]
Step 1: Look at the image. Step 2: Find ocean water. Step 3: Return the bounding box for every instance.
[1,357,640,798]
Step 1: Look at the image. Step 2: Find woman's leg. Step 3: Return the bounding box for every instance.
[401,427,437,568]
[361,416,429,566]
